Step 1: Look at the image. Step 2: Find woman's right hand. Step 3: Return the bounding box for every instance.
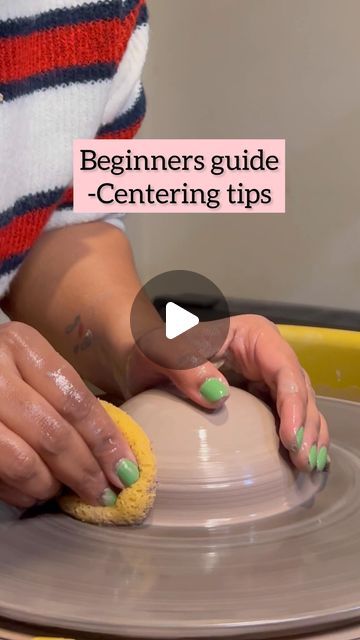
[0,322,139,509]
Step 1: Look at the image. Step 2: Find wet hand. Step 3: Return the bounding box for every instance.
[124,315,330,473]
[0,322,139,509]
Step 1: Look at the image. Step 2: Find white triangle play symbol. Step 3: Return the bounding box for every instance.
[165,302,199,340]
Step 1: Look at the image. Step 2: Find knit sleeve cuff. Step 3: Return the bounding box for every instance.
[43,209,126,233]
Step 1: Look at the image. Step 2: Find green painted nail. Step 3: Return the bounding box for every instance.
[116,459,140,487]
[308,444,318,471]
[296,426,304,450]
[200,378,229,403]
[101,488,117,507]
[317,446,328,472]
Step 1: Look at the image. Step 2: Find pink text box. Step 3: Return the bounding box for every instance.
[73,139,285,214]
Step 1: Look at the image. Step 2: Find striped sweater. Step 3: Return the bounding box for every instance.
[0,0,148,298]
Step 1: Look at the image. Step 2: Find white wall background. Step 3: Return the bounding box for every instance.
[126,0,360,310]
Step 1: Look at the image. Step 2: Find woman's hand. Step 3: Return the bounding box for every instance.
[3,224,329,476]
[0,321,138,509]
[123,314,330,474]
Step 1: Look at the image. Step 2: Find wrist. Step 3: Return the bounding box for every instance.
[63,302,134,395]
[98,330,134,396]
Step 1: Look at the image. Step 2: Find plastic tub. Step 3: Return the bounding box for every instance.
[279,325,360,401]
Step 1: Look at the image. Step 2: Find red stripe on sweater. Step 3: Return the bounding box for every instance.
[97,119,144,140]
[0,209,53,260]
[0,3,143,83]
[0,119,144,261]
[59,186,74,208]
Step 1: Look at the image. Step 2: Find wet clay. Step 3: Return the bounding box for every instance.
[121,388,324,527]
[0,391,358,639]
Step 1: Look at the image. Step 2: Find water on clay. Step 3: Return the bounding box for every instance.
[0,388,359,640]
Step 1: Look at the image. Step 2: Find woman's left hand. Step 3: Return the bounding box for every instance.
[123,314,330,474]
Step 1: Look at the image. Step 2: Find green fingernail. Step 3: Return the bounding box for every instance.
[308,444,318,471]
[317,446,328,472]
[101,488,117,507]
[116,459,140,487]
[200,378,229,403]
[296,426,304,450]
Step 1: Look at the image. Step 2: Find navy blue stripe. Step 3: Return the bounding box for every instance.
[0,188,65,229]
[57,203,73,212]
[122,0,147,18]
[97,86,146,136]
[0,251,29,276]
[0,0,145,40]
[137,4,148,26]
[0,62,116,103]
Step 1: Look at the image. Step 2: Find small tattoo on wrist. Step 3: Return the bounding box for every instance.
[65,314,81,334]
[65,315,94,354]
[73,329,94,354]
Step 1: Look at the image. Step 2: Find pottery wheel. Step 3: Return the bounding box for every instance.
[0,391,359,639]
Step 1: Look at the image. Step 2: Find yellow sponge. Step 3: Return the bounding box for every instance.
[59,400,157,525]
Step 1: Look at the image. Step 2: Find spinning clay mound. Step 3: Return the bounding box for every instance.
[60,387,322,527]
[59,400,157,525]
[118,386,322,527]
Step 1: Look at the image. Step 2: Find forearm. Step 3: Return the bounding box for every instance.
[3,222,157,393]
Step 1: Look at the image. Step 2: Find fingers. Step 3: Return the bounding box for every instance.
[0,383,118,507]
[226,317,331,473]
[221,317,308,449]
[129,344,230,410]
[126,313,330,477]
[9,324,138,493]
[316,413,331,471]
[126,324,231,410]
[288,373,330,472]
[0,420,60,502]
[276,368,330,472]
[0,483,37,509]
[155,326,231,408]
[168,364,230,410]
[44,376,138,493]
[275,365,309,452]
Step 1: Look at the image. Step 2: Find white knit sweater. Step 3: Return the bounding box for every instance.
[0,0,149,298]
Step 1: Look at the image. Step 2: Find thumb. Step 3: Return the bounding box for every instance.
[166,361,230,410]
[123,324,230,408]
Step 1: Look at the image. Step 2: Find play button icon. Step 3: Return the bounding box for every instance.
[165,302,199,340]
[130,270,230,370]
